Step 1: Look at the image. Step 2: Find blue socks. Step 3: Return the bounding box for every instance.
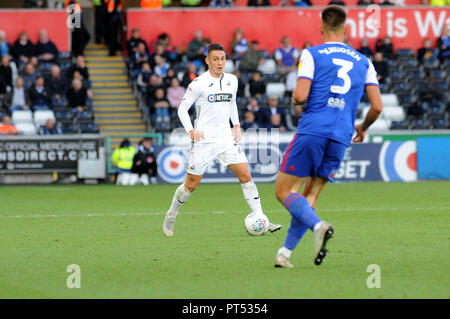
[281,193,321,252]
[283,216,308,250]
[283,193,321,230]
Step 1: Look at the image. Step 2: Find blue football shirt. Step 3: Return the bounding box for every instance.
[296,42,379,146]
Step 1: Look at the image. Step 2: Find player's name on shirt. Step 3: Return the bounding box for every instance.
[318,46,362,61]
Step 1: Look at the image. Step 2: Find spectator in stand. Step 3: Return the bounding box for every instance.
[29,76,52,111]
[150,87,171,129]
[22,63,41,90]
[47,64,68,108]
[230,29,248,61]
[154,55,170,78]
[0,31,10,58]
[186,30,205,64]
[3,76,31,112]
[328,0,346,5]
[130,42,150,79]
[136,62,153,92]
[209,0,233,7]
[248,71,266,98]
[11,32,35,69]
[357,38,374,59]
[293,0,312,6]
[93,0,107,44]
[146,74,164,102]
[274,36,300,76]
[149,42,170,70]
[380,0,395,5]
[40,118,62,135]
[67,55,90,81]
[0,56,13,89]
[267,113,286,132]
[126,27,148,58]
[248,0,270,6]
[35,30,59,66]
[0,115,19,135]
[167,77,185,110]
[372,52,389,84]
[67,78,89,114]
[232,70,246,98]
[246,98,264,126]
[132,137,158,185]
[163,68,176,88]
[417,38,437,65]
[239,40,264,74]
[261,96,285,128]
[375,36,395,60]
[181,62,198,88]
[437,25,450,63]
[242,111,260,130]
[149,33,171,54]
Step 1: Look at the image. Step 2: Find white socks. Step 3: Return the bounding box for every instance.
[278,247,292,258]
[241,180,263,215]
[169,183,192,215]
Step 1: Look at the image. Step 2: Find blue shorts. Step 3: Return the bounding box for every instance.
[279,134,346,182]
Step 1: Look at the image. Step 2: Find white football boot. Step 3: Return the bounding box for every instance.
[313,221,334,265]
[274,254,294,268]
[268,223,282,233]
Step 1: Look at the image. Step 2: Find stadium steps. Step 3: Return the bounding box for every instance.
[85,44,147,149]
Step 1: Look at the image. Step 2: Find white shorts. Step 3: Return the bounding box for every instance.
[186,140,248,176]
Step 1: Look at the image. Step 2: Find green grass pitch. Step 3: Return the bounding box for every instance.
[0,181,449,299]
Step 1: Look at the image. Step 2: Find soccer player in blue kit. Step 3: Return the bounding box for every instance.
[273,6,383,268]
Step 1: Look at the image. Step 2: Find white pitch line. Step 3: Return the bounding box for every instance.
[1,207,449,219]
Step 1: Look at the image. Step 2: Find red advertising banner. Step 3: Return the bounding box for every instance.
[127,7,450,54]
[0,10,69,52]
[233,0,422,6]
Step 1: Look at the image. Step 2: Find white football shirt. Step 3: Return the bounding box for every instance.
[177,71,240,142]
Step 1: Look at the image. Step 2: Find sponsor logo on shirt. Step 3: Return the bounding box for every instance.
[207,93,232,103]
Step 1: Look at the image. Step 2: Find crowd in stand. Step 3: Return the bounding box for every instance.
[126,24,449,133]
[0,29,94,136]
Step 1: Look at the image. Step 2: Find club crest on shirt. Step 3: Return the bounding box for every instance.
[207,93,232,103]
[227,81,231,87]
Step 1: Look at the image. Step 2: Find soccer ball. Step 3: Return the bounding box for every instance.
[245,212,269,236]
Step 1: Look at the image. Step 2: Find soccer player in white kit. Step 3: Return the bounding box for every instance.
[163,43,281,237]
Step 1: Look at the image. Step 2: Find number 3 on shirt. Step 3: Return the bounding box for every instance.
[330,58,353,95]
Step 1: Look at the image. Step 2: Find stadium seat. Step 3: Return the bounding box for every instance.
[257,59,277,75]
[430,117,448,129]
[55,110,73,121]
[381,94,399,107]
[397,48,415,56]
[80,122,100,134]
[411,118,428,130]
[383,106,406,121]
[11,110,33,124]
[34,110,56,127]
[390,120,409,130]
[60,120,77,134]
[368,118,391,131]
[428,69,446,80]
[224,60,234,73]
[266,83,286,97]
[15,122,37,135]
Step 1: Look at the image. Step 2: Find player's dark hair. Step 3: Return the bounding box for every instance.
[207,43,225,56]
[321,5,346,32]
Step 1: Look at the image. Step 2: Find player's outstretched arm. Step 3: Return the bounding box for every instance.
[353,85,383,143]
